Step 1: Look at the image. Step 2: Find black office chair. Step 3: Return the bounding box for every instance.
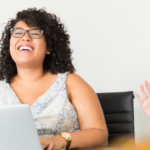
[97,91,134,146]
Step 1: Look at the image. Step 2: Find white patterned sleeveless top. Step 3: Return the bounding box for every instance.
[0,72,80,138]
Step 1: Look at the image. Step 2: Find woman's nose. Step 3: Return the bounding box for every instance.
[21,32,32,41]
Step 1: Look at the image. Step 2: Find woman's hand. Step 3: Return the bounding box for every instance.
[135,80,150,119]
[40,135,66,150]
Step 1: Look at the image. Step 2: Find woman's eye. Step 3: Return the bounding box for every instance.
[15,32,22,35]
[31,33,40,35]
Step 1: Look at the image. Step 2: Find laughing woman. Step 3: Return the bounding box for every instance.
[0,8,108,150]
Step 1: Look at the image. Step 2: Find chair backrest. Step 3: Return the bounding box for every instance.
[97,91,134,146]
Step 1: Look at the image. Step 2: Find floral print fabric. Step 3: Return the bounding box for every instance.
[0,72,80,137]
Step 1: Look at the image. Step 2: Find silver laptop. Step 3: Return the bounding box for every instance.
[0,104,42,150]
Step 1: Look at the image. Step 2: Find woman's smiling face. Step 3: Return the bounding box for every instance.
[10,20,50,67]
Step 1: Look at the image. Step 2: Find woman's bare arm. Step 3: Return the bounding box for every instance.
[66,73,108,148]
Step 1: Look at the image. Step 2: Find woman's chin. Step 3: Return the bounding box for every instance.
[15,60,36,67]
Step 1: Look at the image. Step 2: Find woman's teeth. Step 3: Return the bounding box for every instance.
[19,46,33,51]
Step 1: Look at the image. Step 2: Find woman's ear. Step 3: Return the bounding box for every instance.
[46,47,50,54]
[46,51,50,54]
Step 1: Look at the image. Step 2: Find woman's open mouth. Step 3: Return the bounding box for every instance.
[17,45,34,52]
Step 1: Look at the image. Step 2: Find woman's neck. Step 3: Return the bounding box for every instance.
[14,66,46,85]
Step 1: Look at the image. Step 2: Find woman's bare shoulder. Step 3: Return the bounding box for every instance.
[66,73,95,101]
[67,73,86,84]
[66,73,91,87]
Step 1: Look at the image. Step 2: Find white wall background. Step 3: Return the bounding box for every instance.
[0,0,150,144]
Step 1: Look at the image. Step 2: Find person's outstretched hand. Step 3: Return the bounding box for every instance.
[135,80,150,119]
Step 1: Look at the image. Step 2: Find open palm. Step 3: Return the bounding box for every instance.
[135,80,150,119]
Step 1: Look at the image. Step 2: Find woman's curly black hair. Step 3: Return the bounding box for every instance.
[0,7,75,83]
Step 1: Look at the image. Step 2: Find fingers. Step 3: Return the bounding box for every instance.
[41,144,48,150]
[148,83,150,93]
[140,84,148,101]
[47,143,54,150]
[41,143,54,150]
[41,145,45,150]
[135,93,143,105]
[144,80,150,97]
